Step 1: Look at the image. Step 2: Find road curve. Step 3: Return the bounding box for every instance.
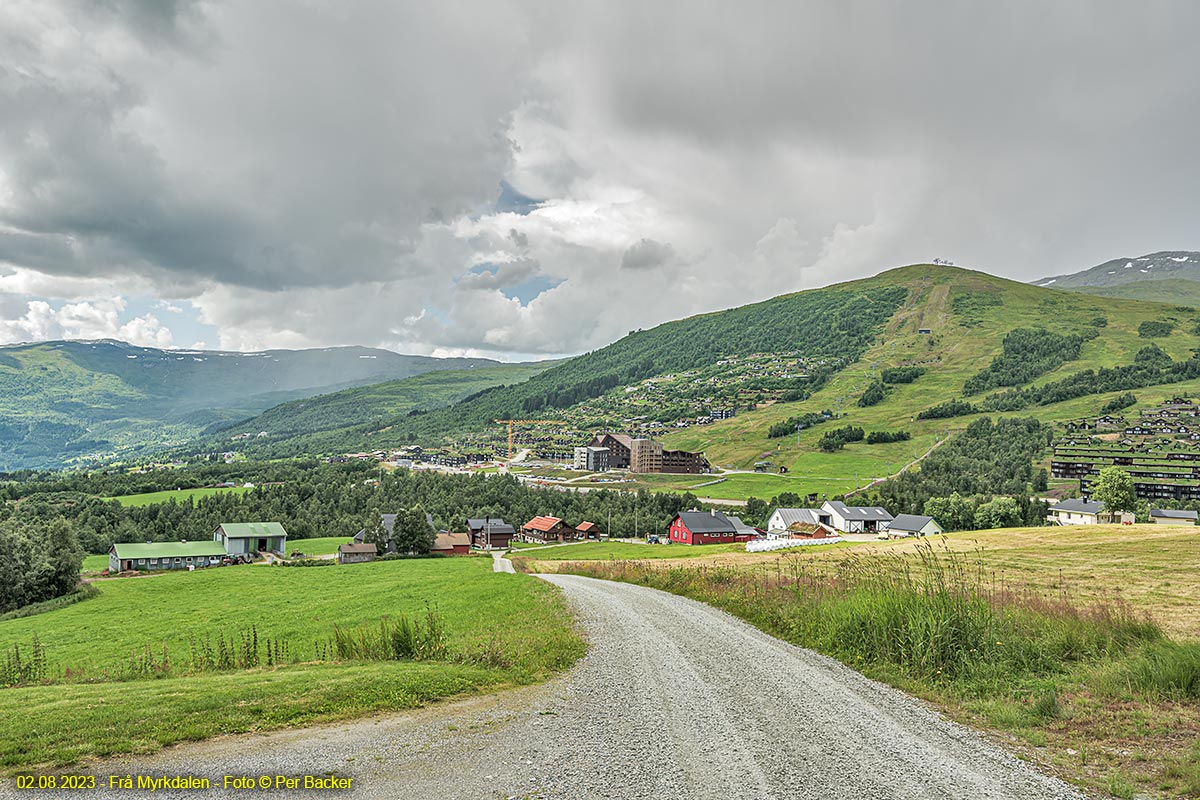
[29,574,1081,800]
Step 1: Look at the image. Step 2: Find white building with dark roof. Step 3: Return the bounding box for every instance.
[821,501,893,533]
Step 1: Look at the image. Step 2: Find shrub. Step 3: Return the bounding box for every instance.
[963,328,1084,395]
[1101,392,1137,413]
[866,430,911,444]
[857,380,886,407]
[1139,320,1174,338]
[881,366,925,384]
[917,399,979,420]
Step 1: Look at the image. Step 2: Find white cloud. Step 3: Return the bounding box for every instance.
[0,298,174,347]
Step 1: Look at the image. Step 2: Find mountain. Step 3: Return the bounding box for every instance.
[198,359,560,458]
[279,264,1200,502]
[0,340,503,470]
[1034,251,1200,305]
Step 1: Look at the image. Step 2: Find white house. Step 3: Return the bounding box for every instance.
[1046,499,1133,525]
[766,508,822,535]
[821,501,893,533]
[885,514,944,537]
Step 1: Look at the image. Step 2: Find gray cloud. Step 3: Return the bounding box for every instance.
[1,1,1198,356]
[621,238,676,270]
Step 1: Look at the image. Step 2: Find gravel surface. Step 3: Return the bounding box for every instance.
[8,574,1083,800]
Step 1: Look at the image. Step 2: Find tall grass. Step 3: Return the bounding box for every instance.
[565,542,1162,692]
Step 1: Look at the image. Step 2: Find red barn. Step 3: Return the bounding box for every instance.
[432,532,471,556]
[668,510,757,545]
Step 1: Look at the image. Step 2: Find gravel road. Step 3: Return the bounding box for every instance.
[12,574,1082,800]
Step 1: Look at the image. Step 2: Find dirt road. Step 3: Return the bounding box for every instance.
[30,574,1081,799]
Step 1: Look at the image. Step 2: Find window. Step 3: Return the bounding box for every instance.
[149,559,157,566]
[186,557,193,563]
[137,559,145,566]
[174,558,181,564]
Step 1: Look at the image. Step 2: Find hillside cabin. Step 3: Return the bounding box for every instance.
[667,510,758,545]
[466,517,515,549]
[214,522,287,556]
[576,521,600,539]
[1149,509,1198,526]
[885,514,944,538]
[108,541,227,572]
[432,531,472,555]
[821,501,893,533]
[521,516,577,543]
[337,542,377,565]
[1046,499,1134,525]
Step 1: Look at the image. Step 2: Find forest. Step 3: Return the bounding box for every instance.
[962,328,1084,395]
[864,417,1052,521]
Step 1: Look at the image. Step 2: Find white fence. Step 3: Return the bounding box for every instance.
[746,536,843,553]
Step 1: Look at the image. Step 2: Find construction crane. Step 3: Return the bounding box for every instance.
[494,419,564,465]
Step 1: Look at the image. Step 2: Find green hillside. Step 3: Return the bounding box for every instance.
[0,340,499,470]
[1070,278,1200,307]
[650,264,1200,498]
[202,360,558,457]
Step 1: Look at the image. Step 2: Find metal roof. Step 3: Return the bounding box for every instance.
[770,508,821,528]
[888,514,936,532]
[216,522,287,539]
[1049,499,1104,514]
[1150,508,1198,519]
[523,516,565,532]
[677,510,736,534]
[467,517,514,534]
[823,501,893,521]
[111,541,227,559]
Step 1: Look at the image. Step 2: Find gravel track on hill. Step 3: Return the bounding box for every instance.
[16,574,1082,800]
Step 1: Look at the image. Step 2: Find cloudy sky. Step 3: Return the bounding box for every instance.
[1,1,1197,358]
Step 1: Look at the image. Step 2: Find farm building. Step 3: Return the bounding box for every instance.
[108,541,227,572]
[521,515,578,543]
[767,508,823,535]
[576,521,600,539]
[214,522,288,556]
[885,514,944,537]
[1149,509,1198,525]
[466,517,515,549]
[1046,499,1134,525]
[337,542,377,564]
[667,510,758,545]
[432,531,472,555]
[821,501,893,533]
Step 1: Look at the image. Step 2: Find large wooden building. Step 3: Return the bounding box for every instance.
[466,517,515,549]
[108,541,227,572]
[667,511,757,545]
[521,515,578,543]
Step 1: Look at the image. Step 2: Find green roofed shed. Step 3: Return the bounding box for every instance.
[214,522,288,556]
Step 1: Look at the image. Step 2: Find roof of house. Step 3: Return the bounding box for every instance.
[576,521,597,532]
[823,501,893,521]
[726,515,758,536]
[466,517,514,534]
[338,542,377,554]
[523,515,565,532]
[111,541,227,560]
[216,521,287,539]
[1050,499,1104,514]
[594,432,633,449]
[770,508,821,528]
[676,510,736,534]
[888,514,937,532]
[432,532,471,550]
[1150,508,1199,520]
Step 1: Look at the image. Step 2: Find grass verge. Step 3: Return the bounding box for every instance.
[0,558,584,771]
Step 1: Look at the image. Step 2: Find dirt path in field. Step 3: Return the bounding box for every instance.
[34,575,1082,800]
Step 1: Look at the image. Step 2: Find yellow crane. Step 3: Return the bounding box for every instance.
[494,419,564,465]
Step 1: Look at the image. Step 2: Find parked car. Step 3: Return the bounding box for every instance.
[647,535,661,544]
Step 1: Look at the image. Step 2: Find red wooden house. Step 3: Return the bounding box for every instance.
[432,531,472,555]
[521,515,578,543]
[667,510,757,545]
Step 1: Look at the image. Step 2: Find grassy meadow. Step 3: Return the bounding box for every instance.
[513,541,760,564]
[543,524,1200,798]
[103,486,252,507]
[0,558,584,771]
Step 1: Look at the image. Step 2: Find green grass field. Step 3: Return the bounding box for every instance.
[283,535,352,556]
[103,486,252,507]
[0,558,583,770]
